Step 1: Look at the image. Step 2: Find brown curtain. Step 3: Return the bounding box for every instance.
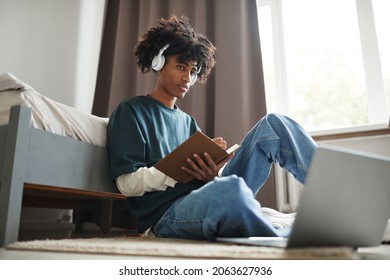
[92,0,276,207]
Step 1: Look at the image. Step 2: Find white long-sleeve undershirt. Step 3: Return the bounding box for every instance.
[116,167,177,197]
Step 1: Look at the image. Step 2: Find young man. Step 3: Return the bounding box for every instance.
[106,15,317,240]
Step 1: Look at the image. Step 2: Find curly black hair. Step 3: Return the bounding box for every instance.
[135,15,216,84]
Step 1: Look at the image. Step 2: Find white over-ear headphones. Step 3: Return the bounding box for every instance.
[151,44,169,71]
[151,43,201,86]
[190,66,201,86]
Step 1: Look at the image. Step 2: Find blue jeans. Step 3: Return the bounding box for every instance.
[153,114,317,240]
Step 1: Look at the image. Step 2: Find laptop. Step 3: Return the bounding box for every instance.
[217,145,390,248]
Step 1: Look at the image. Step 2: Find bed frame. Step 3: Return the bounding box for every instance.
[0,105,126,247]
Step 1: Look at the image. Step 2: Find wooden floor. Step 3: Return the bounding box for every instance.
[2,243,390,260]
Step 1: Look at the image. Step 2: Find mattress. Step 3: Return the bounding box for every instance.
[0,73,107,147]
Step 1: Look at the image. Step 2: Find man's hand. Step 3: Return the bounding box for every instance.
[212,137,227,149]
[181,136,234,182]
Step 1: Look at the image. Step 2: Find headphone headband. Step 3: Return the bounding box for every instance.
[160,44,169,54]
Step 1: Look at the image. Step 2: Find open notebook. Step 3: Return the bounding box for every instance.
[217,145,390,248]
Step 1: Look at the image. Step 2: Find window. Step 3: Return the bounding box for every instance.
[256,0,389,134]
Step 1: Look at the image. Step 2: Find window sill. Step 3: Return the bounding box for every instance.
[311,125,390,142]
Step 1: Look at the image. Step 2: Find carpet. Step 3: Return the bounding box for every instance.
[6,237,357,259]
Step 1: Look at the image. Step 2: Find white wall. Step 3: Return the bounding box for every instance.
[0,0,107,228]
[0,0,106,113]
[319,135,390,158]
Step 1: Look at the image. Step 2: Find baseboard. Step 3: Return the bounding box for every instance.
[19,222,74,231]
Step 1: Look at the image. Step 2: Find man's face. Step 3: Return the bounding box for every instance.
[157,55,199,99]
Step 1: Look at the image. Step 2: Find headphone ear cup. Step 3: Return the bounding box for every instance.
[190,65,201,86]
[190,74,197,86]
[151,54,165,71]
[151,44,169,71]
